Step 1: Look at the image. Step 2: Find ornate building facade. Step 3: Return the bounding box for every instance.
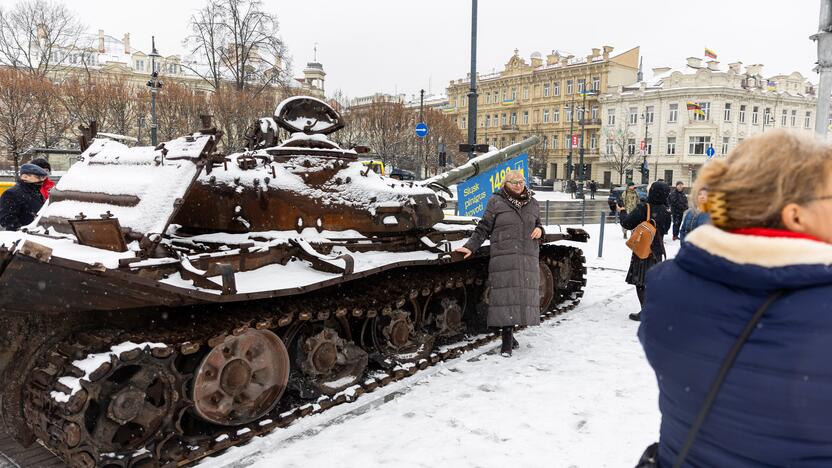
[598,57,819,187]
[446,46,640,179]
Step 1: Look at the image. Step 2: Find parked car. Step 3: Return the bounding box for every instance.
[607,184,648,213]
[389,167,417,181]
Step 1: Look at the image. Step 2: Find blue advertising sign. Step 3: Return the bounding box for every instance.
[456,153,529,218]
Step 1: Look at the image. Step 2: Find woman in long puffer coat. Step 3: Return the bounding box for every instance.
[454,169,543,357]
[620,181,671,321]
[639,130,832,467]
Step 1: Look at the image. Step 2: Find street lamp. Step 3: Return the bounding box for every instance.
[640,111,650,184]
[147,36,163,146]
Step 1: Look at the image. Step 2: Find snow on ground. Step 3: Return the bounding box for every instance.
[200,224,682,468]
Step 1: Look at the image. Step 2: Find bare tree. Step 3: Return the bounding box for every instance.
[31,75,70,148]
[0,0,84,77]
[210,84,279,150]
[184,0,290,92]
[601,120,639,185]
[0,69,43,168]
[156,83,207,141]
[359,99,412,168]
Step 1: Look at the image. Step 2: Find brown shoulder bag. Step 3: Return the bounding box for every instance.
[625,204,657,259]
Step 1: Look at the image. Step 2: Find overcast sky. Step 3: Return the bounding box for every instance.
[42,0,821,100]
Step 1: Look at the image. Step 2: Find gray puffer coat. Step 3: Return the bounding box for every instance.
[463,189,543,327]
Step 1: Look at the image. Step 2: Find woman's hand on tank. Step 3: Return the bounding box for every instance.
[531,227,543,239]
[454,246,472,259]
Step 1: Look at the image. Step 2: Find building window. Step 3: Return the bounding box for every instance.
[501,113,507,125]
[752,106,759,125]
[592,76,600,91]
[485,93,490,104]
[721,136,729,155]
[522,111,529,124]
[667,137,676,155]
[578,79,586,93]
[523,87,529,100]
[591,105,598,120]
[627,139,636,155]
[460,117,466,129]
[577,106,584,122]
[694,102,710,121]
[668,103,678,123]
[805,111,812,128]
[607,108,616,125]
[553,81,560,96]
[781,109,788,126]
[552,136,558,150]
[590,133,597,149]
[510,112,517,125]
[566,105,573,122]
[791,109,797,126]
[629,107,638,125]
[543,83,550,97]
[764,108,773,125]
[136,59,144,71]
[645,105,654,124]
[567,80,573,95]
[511,88,517,100]
[645,138,652,155]
[543,109,550,123]
[739,105,746,123]
[606,140,614,155]
[688,136,711,155]
[724,103,732,122]
[553,107,560,123]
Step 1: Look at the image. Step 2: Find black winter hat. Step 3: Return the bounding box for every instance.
[20,163,48,177]
[30,158,51,172]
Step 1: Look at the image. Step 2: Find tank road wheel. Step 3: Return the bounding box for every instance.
[81,353,179,454]
[423,287,468,339]
[371,306,435,364]
[192,329,289,426]
[544,245,587,307]
[539,260,555,312]
[296,327,368,395]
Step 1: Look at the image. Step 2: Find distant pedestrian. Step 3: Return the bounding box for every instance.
[638,130,832,467]
[454,169,543,357]
[29,158,55,200]
[679,188,711,242]
[0,163,47,231]
[589,180,597,199]
[620,181,671,321]
[568,179,577,199]
[667,181,688,240]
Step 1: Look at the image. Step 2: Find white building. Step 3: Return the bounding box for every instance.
[598,57,820,187]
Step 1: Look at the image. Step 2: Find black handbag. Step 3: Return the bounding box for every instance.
[634,291,784,468]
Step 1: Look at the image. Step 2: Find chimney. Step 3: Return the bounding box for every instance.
[122,33,130,54]
[686,57,702,69]
[745,64,763,76]
[546,50,559,66]
[592,48,600,58]
[728,62,742,74]
[98,29,105,53]
[602,45,614,60]
[706,60,720,71]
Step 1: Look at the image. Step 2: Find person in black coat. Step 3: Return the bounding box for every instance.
[667,181,688,240]
[589,180,598,199]
[620,181,671,321]
[0,163,47,231]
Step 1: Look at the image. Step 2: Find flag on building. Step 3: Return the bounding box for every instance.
[686,101,706,117]
[501,99,515,107]
[766,80,777,92]
[578,89,597,96]
[704,48,717,59]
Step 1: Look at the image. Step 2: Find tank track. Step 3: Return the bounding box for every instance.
[21,245,586,467]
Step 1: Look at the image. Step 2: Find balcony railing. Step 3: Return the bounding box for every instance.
[579,118,602,126]
[500,124,519,132]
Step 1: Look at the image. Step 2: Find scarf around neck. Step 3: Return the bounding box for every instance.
[502,186,530,209]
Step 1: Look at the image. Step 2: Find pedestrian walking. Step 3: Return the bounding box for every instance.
[667,181,688,240]
[637,130,832,467]
[568,179,577,199]
[29,158,55,200]
[454,169,543,357]
[678,188,711,242]
[0,163,47,231]
[589,180,597,199]
[620,181,670,320]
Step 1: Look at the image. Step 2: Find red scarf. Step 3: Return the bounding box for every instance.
[731,227,824,243]
[40,177,54,200]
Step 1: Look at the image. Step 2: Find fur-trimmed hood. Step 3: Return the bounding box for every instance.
[677,225,832,290]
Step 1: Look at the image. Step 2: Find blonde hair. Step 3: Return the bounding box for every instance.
[502,169,524,187]
[694,130,832,230]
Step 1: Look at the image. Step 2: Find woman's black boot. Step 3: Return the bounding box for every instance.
[500,327,513,357]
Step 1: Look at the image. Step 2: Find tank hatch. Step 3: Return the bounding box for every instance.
[275,96,344,135]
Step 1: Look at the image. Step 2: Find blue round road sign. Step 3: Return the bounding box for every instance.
[415,122,429,138]
[706,146,715,158]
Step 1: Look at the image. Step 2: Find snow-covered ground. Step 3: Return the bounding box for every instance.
[200,224,681,468]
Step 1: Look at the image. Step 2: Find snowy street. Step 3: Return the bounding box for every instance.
[200,225,680,468]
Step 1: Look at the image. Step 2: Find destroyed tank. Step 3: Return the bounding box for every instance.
[0,96,588,467]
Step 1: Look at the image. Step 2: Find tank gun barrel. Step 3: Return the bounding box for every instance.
[420,136,541,192]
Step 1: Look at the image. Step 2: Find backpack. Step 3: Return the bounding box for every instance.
[626,204,657,259]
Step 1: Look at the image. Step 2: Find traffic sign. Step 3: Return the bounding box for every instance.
[415,122,429,138]
[571,134,579,148]
[706,146,715,158]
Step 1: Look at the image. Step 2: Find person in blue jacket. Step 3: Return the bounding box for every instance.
[678,187,711,242]
[639,130,832,467]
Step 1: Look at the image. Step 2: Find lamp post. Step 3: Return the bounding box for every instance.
[466,0,478,159]
[640,111,650,184]
[566,92,576,180]
[147,37,163,146]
